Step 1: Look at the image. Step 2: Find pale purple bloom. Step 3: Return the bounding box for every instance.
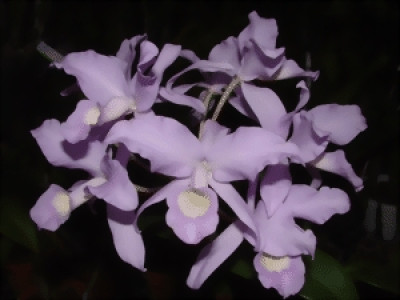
[56,35,181,143]
[186,164,350,297]
[30,120,144,270]
[105,113,298,244]
[161,11,318,114]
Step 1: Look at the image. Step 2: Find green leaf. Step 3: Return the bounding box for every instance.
[300,249,359,300]
[230,258,255,280]
[0,197,39,253]
[344,241,399,295]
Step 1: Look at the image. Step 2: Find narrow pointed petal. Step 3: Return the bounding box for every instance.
[209,125,298,182]
[61,99,100,143]
[254,253,305,298]
[312,150,364,191]
[136,179,191,220]
[159,83,206,113]
[31,119,106,176]
[309,104,367,145]
[200,121,230,153]
[275,59,319,80]
[88,158,138,211]
[286,185,350,224]
[107,205,146,271]
[187,221,244,289]
[209,179,256,233]
[30,184,71,231]
[260,164,291,217]
[56,50,130,105]
[105,114,202,177]
[241,83,288,137]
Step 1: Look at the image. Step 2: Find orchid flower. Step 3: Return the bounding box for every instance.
[55,35,181,143]
[187,164,350,298]
[105,113,299,244]
[30,119,145,270]
[160,11,318,116]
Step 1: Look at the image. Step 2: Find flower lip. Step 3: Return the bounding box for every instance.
[177,188,211,218]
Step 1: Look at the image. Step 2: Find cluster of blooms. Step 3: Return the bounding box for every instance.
[31,11,367,298]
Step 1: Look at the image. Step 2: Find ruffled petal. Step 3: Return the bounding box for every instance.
[31,119,107,176]
[187,221,244,289]
[56,50,130,105]
[105,114,202,178]
[260,164,292,217]
[308,104,367,145]
[241,83,288,137]
[61,99,100,143]
[209,179,256,233]
[254,201,316,257]
[254,253,305,298]
[30,184,71,231]
[107,205,146,271]
[285,185,350,224]
[289,112,329,163]
[166,187,218,244]
[312,150,364,191]
[238,11,283,58]
[88,158,138,211]
[208,124,298,182]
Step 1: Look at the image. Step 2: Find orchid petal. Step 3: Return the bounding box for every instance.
[285,185,350,224]
[30,184,71,231]
[31,119,106,176]
[209,179,256,233]
[208,36,241,70]
[187,221,244,289]
[56,50,130,105]
[107,205,146,271]
[255,201,316,256]
[254,253,305,298]
[116,34,146,77]
[289,112,329,163]
[238,11,279,55]
[61,99,100,143]
[260,164,292,217]
[312,150,364,191]
[275,59,319,80]
[105,114,202,177]
[308,104,367,145]
[241,83,288,137]
[208,124,298,182]
[88,158,138,211]
[166,187,219,244]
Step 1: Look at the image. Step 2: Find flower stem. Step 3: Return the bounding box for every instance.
[211,76,241,122]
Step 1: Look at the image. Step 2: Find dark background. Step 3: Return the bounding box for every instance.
[1,0,399,299]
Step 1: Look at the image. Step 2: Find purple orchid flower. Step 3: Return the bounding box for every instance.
[160,11,318,115]
[55,35,181,143]
[105,113,299,244]
[30,119,145,270]
[186,164,350,298]
[237,80,367,191]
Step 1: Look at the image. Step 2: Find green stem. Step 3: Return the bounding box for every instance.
[198,89,215,139]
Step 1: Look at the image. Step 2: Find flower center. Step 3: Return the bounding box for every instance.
[178,188,211,218]
[102,96,136,122]
[84,106,101,125]
[192,160,212,188]
[52,192,71,217]
[260,253,290,272]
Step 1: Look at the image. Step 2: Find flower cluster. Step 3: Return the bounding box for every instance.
[31,11,366,298]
